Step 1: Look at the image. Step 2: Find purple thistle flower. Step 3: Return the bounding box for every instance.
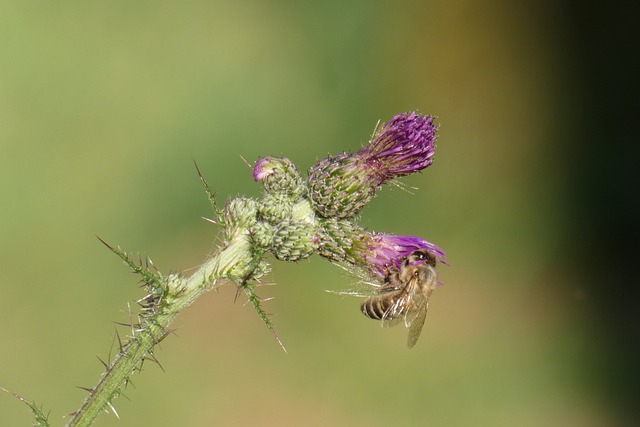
[307,112,438,218]
[361,112,438,184]
[363,233,446,277]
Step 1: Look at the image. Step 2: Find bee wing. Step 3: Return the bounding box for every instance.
[379,277,419,328]
[406,299,428,349]
[405,290,433,348]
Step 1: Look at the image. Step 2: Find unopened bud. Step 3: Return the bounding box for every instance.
[254,156,305,197]
[225,197,258,241]
[271,219,320,262]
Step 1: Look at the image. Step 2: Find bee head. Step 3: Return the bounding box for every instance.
[406,249,436,267]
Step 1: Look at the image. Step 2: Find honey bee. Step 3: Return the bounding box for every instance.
[361,249,438,348]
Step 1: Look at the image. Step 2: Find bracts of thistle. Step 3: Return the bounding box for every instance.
[251,111,446,287]
[249,112,445,277]
[52,112,445,427]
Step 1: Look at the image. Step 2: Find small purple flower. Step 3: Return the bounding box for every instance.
[307,112,438,219]
[253,157,277,182]
[363,233,446,277]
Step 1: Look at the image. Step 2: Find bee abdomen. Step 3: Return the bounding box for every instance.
[361,297,392,320]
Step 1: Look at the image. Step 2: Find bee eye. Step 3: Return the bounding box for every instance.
[414,251,427,260]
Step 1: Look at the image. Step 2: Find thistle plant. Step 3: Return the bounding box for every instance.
[5,112,446,426]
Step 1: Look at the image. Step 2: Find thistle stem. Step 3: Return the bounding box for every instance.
[66,235,253,427]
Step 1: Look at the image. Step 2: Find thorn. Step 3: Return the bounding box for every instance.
[126,302,136,337]
[122,375,135,391]
[112,321,132,327]
[96,355,109,370]
[157,328,175,344]
[202,216,218,224]
[273,331,287,354]
[115,329,124,352]
[194,159,213,193]
[135,293,152,305]
[256,281,276,287]
[233,286,243,304]
[96,235,114,251]
[136,358,146,373]
[239,155,253,169]
[261,296,275,303]
[145,352,166,372]
[108,334,116,364]
[125,377,137,390]
[106,401,120,419]
[76,386,94,393]
[193,158,205,181]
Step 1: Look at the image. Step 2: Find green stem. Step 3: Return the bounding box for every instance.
[66,234,253,427]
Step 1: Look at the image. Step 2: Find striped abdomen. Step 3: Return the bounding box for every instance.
[361,291,401,321]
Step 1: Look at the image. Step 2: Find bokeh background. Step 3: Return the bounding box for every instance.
[1,1,637,426]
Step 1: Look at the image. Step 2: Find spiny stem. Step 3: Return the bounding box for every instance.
[66,237,253,427]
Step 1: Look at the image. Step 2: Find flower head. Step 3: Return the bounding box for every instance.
[362,112,438,183]
[317,219,446,278]
[307,112,438,219]
[362,233,446,277]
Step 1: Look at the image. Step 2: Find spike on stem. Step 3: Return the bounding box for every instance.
[1,387,50,427]
[193,159,224,225]
[241,280,287,353]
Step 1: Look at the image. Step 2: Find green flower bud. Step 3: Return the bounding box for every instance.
[251,220,275,249]
[317,218,368,266]
[251,258,272,280]
[271,219,320,262]
[253,156,306,197]
[257,193,293,224]
[225,197,258,241]
[307,154,375,219]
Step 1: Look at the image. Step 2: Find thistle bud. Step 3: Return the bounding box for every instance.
[258,193,294,223]
[317,218,368,266]
[270,219,320,262]
[225,197,258,241]
[254,156,305,197]
[251,220,275,249]
[307,153,376,219]
[308,112,438,219]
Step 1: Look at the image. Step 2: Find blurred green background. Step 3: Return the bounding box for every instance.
[1,1,636,426]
